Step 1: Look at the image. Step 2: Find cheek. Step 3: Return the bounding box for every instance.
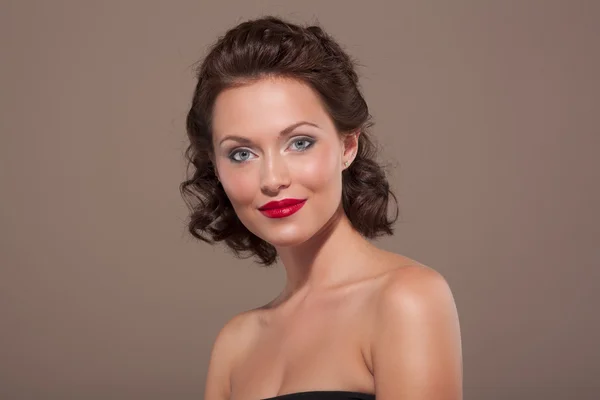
[219,166,257,206]
[295,145,341,191]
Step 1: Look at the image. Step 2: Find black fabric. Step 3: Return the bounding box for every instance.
[261,390,375,400]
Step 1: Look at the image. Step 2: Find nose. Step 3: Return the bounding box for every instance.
[260,150,291,195]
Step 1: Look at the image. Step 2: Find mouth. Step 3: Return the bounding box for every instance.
[258,198,307,219]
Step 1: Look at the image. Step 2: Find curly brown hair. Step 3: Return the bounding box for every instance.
[180,15,398,266]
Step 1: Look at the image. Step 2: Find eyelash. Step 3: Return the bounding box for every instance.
[228,137,316,163]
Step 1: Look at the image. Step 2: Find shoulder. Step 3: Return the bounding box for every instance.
[369,262,463,398]
[214,309,259,350]
[209,308,262,366]
[377,263,456,314]
[204,309,261,400]
[372,263,460,342]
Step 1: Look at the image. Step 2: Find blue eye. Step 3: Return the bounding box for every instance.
[229,149,255,163]
[290,138,315,151]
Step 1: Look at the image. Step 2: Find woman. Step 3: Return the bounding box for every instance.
[181,16,462,400]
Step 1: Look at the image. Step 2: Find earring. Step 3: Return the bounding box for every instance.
[344,161,349,167]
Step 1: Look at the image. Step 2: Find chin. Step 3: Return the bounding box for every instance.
[266,227,314,248]
[249,222,314,248]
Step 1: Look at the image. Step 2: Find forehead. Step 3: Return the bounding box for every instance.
[211,77,333,137]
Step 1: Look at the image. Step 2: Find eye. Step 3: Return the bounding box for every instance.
[289,137,315,152]
[229,149,256,163]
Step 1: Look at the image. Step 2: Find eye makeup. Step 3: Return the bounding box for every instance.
[226,135,317,163]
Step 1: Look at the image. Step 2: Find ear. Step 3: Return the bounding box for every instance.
[342,129,360,169]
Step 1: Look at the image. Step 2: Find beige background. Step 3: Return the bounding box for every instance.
[1,0,599,399]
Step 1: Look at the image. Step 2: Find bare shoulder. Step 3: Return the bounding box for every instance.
[369,259,463,399]
[204,309,262,400]
[373,260,459,329]
[381,260,455,303]
[213,309,261,356]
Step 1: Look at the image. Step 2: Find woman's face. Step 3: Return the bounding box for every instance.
[211,77,356,247]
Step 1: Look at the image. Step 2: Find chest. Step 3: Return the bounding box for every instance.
[230,295,375,400]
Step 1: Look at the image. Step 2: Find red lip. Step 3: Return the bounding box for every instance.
[258,198,307,219]
[258,198,306,210]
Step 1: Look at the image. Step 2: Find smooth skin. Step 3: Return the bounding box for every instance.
[203,76,462,400]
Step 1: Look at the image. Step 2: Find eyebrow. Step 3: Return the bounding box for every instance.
[218,121,320,146]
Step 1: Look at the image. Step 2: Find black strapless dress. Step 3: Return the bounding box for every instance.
[261,391,375,400]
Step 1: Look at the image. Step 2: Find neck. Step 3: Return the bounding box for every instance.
[274,204,377,302]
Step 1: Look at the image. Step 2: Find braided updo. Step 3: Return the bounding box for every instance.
[181,16,398,266]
